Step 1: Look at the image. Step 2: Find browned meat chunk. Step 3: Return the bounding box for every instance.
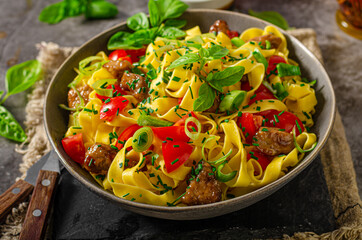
[182,162,222,206]
[120,72,148,101]
[249,34,282,49]
[103,60,132,80]
[253,127,294,156]
[68,84,92,109]
[84,143,118,175]
[209,20,230,35]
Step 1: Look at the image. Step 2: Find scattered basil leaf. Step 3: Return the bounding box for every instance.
[127,12,149,31]
[39,1,68,24]
[149,0,188,27]
[248,10,289,30]
[0,105,27,142]
[193,83,215,112]
[164,19,187,28]
[107,31,133,50]
[167,52,200,70]
[276,63,301,77]
[207,66,245,92]
[5,60,42,96]
[206,45,229,60]
[219,90,246,112]
[161,27,186,39]
[85,0,118,19]
[108,28,158,50]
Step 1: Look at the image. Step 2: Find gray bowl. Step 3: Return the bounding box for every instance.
[44,9,335,220]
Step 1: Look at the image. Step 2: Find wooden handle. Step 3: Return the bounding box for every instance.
[19,170,59,240]
[0,179,34,223]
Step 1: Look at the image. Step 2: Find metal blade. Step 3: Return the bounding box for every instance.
[41,150,60,173]
[24,151,50,186]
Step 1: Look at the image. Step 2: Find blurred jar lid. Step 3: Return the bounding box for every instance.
[182,0,234,9]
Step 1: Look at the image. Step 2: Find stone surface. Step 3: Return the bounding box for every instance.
[0,0,360,237]
[52,157,335,239]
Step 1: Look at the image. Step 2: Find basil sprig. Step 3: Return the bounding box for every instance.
[107,0,188,50]
[39,0,118,24]
[248,10,290,30]
[0,60,42,142]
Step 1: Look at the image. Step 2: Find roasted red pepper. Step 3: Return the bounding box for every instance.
[115,124,141,150]
[241,81,277,105]
[152,126,189,142]
[99,96,129,121]
[125,48,147,63]
[247,151,271,172]
[61,133,86,164]
[95,84,127,102]
[266,55,286,76]
[162,141,193,173]
[237,112,256,144]
[109,49,133,64]
[227,30,239,39]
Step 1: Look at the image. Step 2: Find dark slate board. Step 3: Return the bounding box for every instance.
[52,155,335,240]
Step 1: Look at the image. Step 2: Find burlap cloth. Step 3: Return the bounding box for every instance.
[0,29,361,240]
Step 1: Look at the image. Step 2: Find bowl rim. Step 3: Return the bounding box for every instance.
[44,8,336,214]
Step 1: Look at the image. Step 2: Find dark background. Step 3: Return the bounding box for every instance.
[0,0,361,239]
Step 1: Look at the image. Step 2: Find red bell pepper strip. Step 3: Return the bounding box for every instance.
[241,81,277,105]
[108,49,133,64]
[61,133,86,164]
[162,141,193,173]
[99,96,129,121]
[266,55,286,76]
[95,84,128,102]
[152,126,189,142]
[115,124,141,149]
[256,110,305,136]
[227,30,239,39]
[237,112,256,144]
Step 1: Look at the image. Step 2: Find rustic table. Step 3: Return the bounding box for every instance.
[0,0,360,239]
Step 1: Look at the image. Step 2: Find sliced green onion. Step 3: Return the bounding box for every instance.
[262,81,277,94]
[216,160,237,182]
[185,117,201,140]
[265,40,271,49]
[79,56,104,76]
[59,104,77,111]
[201,136,216,161]
[132,127,153,152]
[208,149,233,165]
[292,128,317,153]
[276,63,301,77]
[252,49,268,70]
[137,113,173,127]
[231,37,245,47]
[219,90,246,112]
[273,82,289,100]
[68,73,84,88]
[92,79,117,97]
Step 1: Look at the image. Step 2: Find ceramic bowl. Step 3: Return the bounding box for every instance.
[44,9,335,220]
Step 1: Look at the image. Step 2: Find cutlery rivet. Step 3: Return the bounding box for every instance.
[32,209,42,217]
[42,179,51,186]
[12,188,20,194]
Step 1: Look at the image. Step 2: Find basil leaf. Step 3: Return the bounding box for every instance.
[85,0,118,19]
[167,52,200,70]
[129,27,159,45]
[248,10,289,30]
[107,31,133,50]
[108,28,158,50]
[5,60,42,96]
[219,90,246,112]
[39,2,67,24]
[149,0,188,27]
[207,66,245,91]
[164,19,187,28]
[0,105,27,142]
[276,63,301,77]
[206,45,229,60]
[193,83,215,112]
[161,27,186,39]
[127,12,149,31]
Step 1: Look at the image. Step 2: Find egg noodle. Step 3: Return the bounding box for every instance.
[64,26,317,206]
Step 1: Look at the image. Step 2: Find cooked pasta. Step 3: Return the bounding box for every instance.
[62,21,318,206]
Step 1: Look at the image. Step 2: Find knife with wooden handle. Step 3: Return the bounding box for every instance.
[19,150,60,240]
[0,151,50,223]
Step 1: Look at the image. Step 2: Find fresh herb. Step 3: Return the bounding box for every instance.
[193,83,215,112]
[206,66,245,92]
[127,12,149,31]
[0,60,42,142]
[39,0,118,24]
[248,10,290,30]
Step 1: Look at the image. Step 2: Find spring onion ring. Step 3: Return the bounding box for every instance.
[132,127,154,152]
[184,117,201,140]
[292,128,317,153]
